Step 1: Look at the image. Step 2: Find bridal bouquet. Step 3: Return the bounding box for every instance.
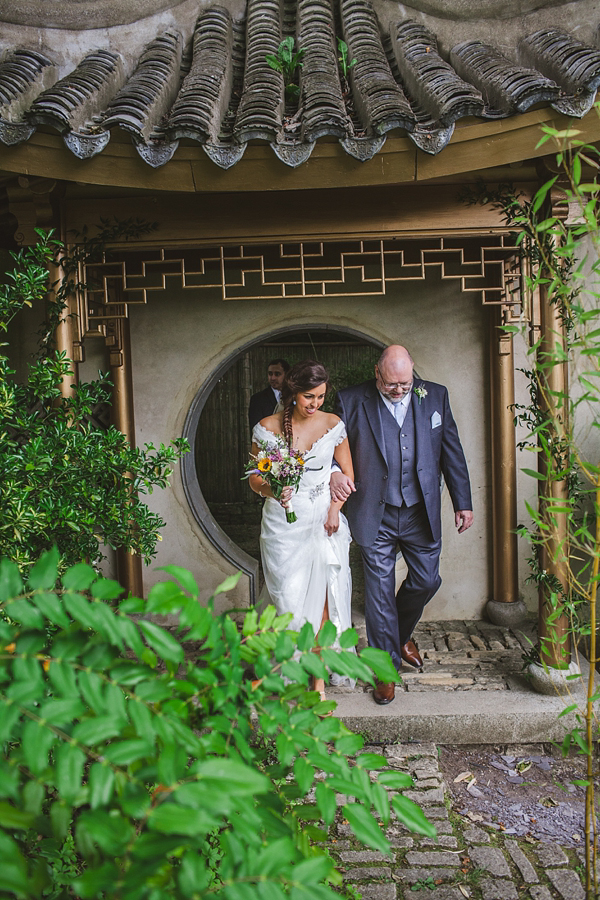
[243,436,309,523]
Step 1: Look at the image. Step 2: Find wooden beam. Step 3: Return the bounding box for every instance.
[417,108,600,182]
[64,183,523,245]
[0,105,599,194]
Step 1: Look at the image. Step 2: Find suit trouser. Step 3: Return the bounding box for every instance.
[359,501,441,675]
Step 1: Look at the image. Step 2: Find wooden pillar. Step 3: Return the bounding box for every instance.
[537,281,570,667]
[109,316,144,599]
[486,307,525,625]
[48,256,79,400]
[490,309,519,600]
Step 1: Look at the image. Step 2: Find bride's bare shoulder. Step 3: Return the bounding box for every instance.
[323,412,342,427]
[258,414,283,434]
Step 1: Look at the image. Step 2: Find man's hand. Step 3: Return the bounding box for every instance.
[455,510,473,534]
[330,471,356,502]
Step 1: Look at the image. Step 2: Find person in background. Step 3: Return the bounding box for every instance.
[248,358,290,430]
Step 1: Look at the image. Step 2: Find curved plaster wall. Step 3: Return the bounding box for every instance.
[127,271,492,619]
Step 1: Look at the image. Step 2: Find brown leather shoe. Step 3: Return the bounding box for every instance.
[373,681,395,705]
[401,640,423,669]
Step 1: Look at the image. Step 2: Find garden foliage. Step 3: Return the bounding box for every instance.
[466,113,600,897]
[0,229,187,574]
[0,550,434,899]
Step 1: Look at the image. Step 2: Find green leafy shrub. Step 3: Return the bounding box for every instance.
[0,550,434,899]
[0,229,187,574]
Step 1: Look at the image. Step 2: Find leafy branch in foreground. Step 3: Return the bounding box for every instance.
[0,550,433,899]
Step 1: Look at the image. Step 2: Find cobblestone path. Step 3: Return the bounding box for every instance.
[326,743,589,900]
[340,617,539,694]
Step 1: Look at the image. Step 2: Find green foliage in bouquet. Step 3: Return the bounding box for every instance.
[0,228,187,575]
[0,550,434,899]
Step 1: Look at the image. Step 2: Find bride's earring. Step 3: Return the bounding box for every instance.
[293,400,296,405]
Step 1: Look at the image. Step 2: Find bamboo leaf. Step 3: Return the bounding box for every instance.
[531,176,558,214]
[521,467,546,480]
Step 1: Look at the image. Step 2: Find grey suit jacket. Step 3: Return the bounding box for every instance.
[334,379,472,547]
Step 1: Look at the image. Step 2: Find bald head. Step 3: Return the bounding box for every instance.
[375,345,414,402]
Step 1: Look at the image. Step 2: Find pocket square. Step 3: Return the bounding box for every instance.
[431,411,442,429]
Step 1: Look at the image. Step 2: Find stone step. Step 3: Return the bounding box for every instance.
[332,685,586,744]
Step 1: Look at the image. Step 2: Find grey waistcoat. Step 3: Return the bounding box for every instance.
[381,400,422,508]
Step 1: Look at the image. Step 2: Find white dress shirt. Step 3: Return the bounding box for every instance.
[379,389,412,428]
[272,388,281,403]
[331,389,412,474]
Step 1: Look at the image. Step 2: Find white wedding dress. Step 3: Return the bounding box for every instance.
[253,420,354,684]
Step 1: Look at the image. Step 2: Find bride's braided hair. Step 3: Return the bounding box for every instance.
[281,360,330,449]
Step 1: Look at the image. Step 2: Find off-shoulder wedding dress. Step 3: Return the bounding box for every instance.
[252,419,354,685]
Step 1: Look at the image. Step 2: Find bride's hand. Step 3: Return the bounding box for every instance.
[324,508,339,536]
[279,486,293,508]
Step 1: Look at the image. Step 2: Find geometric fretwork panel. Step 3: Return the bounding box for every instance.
[81,234,522,332]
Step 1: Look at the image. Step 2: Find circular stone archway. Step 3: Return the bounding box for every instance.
[181,324,384,603]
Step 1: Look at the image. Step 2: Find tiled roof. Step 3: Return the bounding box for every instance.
[0,0,599,169]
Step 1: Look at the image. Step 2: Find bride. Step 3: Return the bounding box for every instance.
[248,360,355,699]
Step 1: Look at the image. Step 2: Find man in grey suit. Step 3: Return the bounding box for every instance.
[332,345,473,705]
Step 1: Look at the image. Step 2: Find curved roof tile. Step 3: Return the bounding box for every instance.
[167,9,232,144]
[391,21,484,127]
[234,0,283,143]
[340,0,414,138]
[0,1,598,167]
[104,31,183,142]
[0,48,55,145]
[519,29,600,115]
[29,49,123,133]
[297,0,349,144]
[450,40,561,116]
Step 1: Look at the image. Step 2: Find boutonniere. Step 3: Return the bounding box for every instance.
[414,385,428,405]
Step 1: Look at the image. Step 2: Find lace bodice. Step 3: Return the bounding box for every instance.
[252,419,346,496]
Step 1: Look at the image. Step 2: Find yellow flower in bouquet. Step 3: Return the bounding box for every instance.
[243,435,318,523]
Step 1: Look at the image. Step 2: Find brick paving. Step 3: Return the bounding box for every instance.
[323,742,591,900]
[339,616,538,695]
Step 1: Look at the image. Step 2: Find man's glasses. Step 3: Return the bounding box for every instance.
[377,375,413,391]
